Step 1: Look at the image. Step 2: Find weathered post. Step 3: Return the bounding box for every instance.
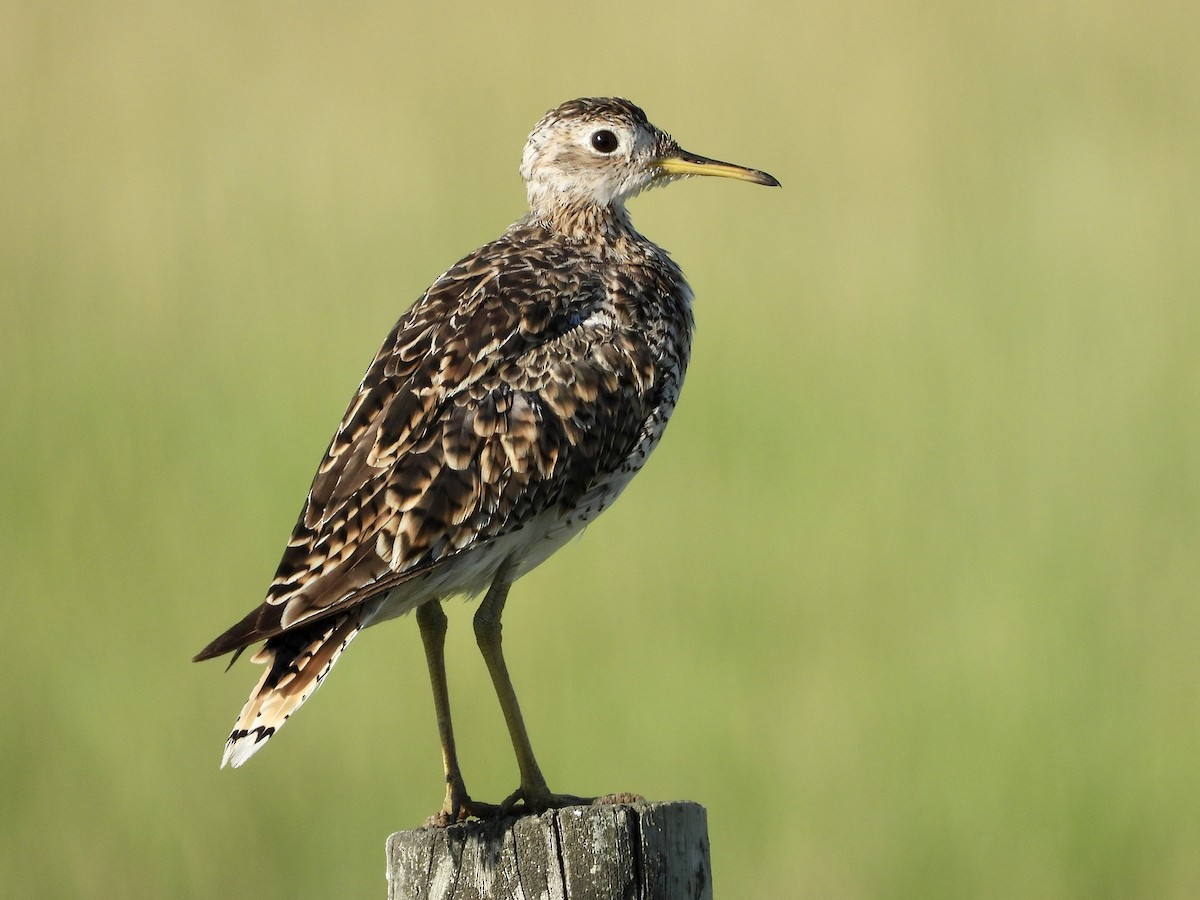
[386,800,712,900]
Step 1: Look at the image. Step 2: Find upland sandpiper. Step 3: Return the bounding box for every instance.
[195,97,778,824]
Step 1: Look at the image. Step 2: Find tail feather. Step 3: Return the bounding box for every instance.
[220,607,373,768]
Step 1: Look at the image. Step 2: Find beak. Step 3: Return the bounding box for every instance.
[654,148,780,187]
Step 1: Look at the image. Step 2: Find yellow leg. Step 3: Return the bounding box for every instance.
[473,559,588,813]
[416,599,479,824]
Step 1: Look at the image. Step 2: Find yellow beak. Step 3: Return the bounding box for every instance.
[655,149,780,187]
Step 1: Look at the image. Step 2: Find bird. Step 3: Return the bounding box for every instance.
[194,97,779,824]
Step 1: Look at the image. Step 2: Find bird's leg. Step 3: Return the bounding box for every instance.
[474,559,590,815]
[416,599,497,825]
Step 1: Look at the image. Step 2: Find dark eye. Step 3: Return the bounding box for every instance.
[590,130,619,153]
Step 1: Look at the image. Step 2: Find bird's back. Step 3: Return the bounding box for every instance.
[196,216,693,661]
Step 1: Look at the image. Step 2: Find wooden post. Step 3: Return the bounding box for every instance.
[386,800,712,900]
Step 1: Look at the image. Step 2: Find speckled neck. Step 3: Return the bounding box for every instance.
[523,200,638,248]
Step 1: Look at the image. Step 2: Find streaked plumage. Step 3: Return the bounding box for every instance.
[195,97,778,819]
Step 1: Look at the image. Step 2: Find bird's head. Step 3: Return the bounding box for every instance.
[520,97,779,225]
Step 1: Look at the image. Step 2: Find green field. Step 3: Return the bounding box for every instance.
[4,1,1198,897]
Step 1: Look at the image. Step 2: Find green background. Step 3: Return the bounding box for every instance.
[4,1,1198,897]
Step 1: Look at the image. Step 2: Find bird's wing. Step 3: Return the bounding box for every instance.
[194,231,659,661]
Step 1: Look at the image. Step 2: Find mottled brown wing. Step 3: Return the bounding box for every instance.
[194,229,658,661]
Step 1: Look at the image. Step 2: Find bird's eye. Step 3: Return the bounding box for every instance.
[590,130,619,154]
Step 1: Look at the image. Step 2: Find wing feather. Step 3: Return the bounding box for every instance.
[195,225,671,662]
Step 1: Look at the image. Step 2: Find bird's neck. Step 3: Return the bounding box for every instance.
[524,199,637,247]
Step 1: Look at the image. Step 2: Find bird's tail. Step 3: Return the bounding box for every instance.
[220,608,371,768]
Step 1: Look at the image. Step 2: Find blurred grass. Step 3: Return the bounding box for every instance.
[3,0,1199,897]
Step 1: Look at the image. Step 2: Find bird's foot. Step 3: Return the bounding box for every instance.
[497,786,646,817]
[498,785,590,816]
[424,776,501,828]
[424,780,648,826]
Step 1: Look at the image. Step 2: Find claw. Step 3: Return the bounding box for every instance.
[498,787,593,816]
[425,787,645,826]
